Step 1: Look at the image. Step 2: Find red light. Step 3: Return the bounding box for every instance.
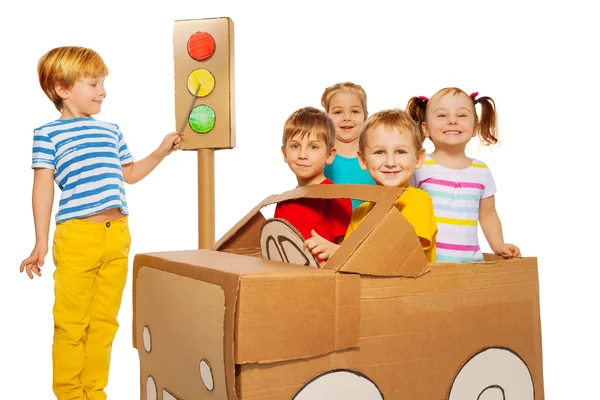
[187,32,215,61]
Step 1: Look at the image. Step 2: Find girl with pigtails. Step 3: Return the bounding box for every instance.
[406,87,519,263]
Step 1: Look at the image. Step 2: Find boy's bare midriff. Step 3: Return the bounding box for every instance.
[81,207,126,222]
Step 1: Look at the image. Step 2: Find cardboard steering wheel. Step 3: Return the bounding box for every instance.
[260,218,320,268]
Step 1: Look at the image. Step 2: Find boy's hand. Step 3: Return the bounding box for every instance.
[158,131,183,157]
[496,243,521,258]
[20,244,48,279]
[304,230,340,261]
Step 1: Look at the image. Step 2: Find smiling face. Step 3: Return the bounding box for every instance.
[422,92,477,150]
[58,75,107,119]
[358,124,425,188]
[282,132,336,186]
[327,91,366,145]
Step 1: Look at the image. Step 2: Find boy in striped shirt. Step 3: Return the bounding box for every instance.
[19,46,181,400]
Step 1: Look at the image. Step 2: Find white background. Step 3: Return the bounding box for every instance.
[1,0,598,398]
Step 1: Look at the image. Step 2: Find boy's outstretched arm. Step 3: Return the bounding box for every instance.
[479,195,521,258]
[122,132,181,184]
[20,168,54,279]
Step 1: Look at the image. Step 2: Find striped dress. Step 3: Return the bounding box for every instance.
[410,155,496,263]
[31,118,134,223]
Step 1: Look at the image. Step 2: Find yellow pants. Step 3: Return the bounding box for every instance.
[52,217,131,400]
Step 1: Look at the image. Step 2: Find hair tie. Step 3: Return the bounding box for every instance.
[469,92,479,103]
[418,96,429,102]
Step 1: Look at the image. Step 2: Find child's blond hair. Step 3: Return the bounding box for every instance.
[359,109,423,153]
[320,82,368,117]
[38,46,109,111]
[282,107,336,152]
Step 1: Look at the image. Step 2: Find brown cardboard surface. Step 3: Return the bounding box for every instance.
[235,270,360,364]
[234,257,544,399]
[174,17,235,149]
[134,187,544,399]
[133,249,361,398]
[214,184,428,277]
[357,258,543,398]
[236,349,357,399]
[220,247,262,258]
[198,148,216,248]
[331,200,428,277]
[136,267,228,399]
[133,251,241,400]
[134,249,544,399]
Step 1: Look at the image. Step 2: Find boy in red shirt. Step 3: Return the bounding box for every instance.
[275,106,352,262]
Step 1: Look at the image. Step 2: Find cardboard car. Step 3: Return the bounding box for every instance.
[132,184,544,399]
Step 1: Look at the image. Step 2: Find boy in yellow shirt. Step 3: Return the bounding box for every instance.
[344,109,437,262]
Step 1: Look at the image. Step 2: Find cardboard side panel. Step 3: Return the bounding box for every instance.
[136,268,229,399]
[235,271,360,364]
[357,257,544,399]
[235,258,544,399]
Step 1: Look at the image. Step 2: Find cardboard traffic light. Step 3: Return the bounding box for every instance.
[174,17,235,150]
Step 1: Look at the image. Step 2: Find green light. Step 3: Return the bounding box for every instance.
[188,105,215,134]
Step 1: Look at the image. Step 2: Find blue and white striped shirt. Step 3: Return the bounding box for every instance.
[31,118,134,223]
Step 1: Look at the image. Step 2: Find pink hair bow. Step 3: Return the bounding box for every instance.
[469,92,479,99]
[418,96,429,102]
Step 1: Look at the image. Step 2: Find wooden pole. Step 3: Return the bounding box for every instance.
[198,148,215,249]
